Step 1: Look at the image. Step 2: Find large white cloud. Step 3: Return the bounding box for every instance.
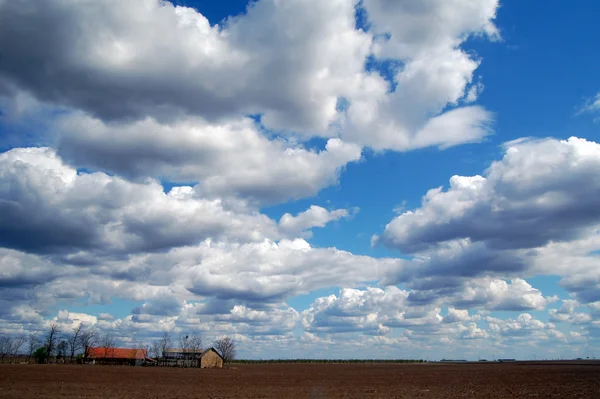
[559,269,600,304]
[301,287,409,335]
[55,114,362,205]
[0,0,373,131]
[0,145,357,255]
[300,280,556,339]
[0,0,498,151]
[0,145,395,322]
[182,239,394,302]
[0,248,59,290]
[0,147,286,255]
[376,138,600,287]
[486,313,559,340]
[0,239,400,325]
[338,0,498,150]
[549,299,592,325]
[380,137,600,253]
[363,0,499,60]
[374,136,600,312]
[0,0,373,130]
[0,146,374,307]
[452,278,557,311]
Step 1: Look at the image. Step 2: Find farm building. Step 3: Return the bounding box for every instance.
[87,347,148,366]
[200,348,224,368]
[163,348,204,367]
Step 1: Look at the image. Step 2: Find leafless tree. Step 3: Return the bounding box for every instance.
[179,334,202,367]
[150,340,161,361]
[56,340,68,361]
[10,334,26,361]
[188,334,203,367]
[137,341,148,360]
[100,333,116,358]
[189,334,202,351]
[27,334,40,362]
[0,335,12,363]
[179,334,198,367]
[79,327,98,360]
[213,336,236,363]
[179,334,190,367]
[66,324,84,363]
[157,332,172,366]
[45,323,61,362]
[179,334,189,350]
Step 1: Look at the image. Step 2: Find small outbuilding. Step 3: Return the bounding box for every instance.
[200,348,224,368]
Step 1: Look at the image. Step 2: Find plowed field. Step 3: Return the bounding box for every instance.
[1,362,598,398]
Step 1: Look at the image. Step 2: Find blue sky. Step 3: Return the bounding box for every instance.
[0,0,599,360]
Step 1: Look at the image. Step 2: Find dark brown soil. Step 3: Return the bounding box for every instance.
[0,362,598,398]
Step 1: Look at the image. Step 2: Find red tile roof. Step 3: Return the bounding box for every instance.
[88,347,147,360]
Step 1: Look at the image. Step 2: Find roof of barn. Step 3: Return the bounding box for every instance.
[88,347,147,360]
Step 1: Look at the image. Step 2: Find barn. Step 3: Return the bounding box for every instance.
[200,348,224,368]
[87,347,148,366]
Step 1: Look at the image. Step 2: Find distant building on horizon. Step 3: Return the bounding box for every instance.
[87,347,148,366]
[163,348,204,367]
[200,348,224,368]
[162,347,224,368]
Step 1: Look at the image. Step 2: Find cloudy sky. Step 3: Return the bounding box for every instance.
[1,0,599,360]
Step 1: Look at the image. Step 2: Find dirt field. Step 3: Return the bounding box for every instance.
[0,362,598,398]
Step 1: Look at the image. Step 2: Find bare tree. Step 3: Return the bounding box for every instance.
[188,334,203,367]
[100,333,116,358]
[45,323,61,363]
[213,337,236,363]
[10,334,26,362]
[137,341,148,360]
[189,334,202,352]
[56,340,68,362]
[79,327,98,360]
[0,335,12,363]
[150,340,161,361]
[158,332,172,366]
[66,324,84,363]
[179,334,189,367]
[179,334,189,350]
[178,333,203,367]
[27,334,40,362]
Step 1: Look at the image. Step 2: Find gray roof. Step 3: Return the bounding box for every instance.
[200,347,223,359]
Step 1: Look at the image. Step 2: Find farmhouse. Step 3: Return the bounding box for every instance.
[87,347,148,366]
[200,348,224,368]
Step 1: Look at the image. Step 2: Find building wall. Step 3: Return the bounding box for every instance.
[163,350,202,367]
[91,357,144,366]
[200,351,223,368]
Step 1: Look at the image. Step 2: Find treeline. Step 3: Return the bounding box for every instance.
[230,359,426,364]
[0,324,237,365]
[0,323,129,364]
